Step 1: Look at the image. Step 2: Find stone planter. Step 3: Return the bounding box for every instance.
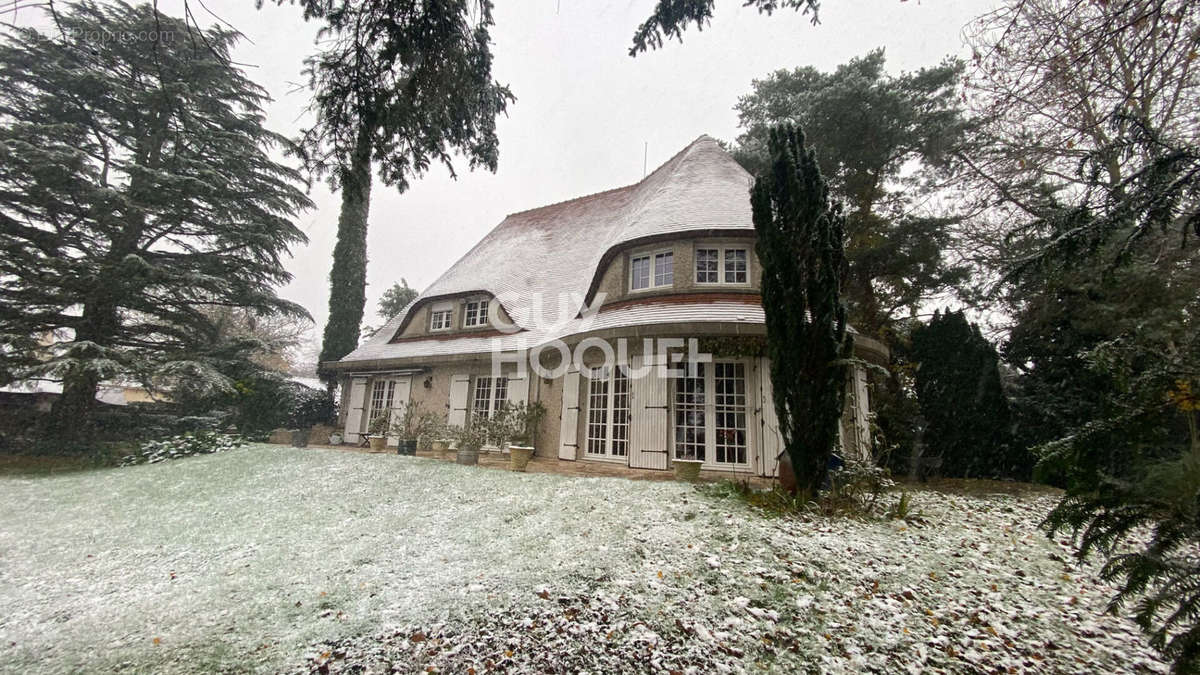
[456,447,479,466]
[395,439,417,456]
[673,459,704,482]
[431,439,450,458]
[509,445,534,472]
[290,429,310,448]
[368,435,386,452]
[329,432,343,445]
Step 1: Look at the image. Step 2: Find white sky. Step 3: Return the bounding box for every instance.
[15,0,994,337]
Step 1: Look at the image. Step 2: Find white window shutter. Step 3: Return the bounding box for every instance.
[385,376,413,446]
[852,366,871,460]
[629,354,669,470]
[506,373,528,408]
[343,377,369,443]
[558,369,581,460]
[448,374,471,427]
[758,357,783,478]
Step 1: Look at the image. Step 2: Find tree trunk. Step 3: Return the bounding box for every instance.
[48,98,171,438]
[318,123,374,391]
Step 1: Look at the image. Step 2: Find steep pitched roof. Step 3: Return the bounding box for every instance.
[341,135,756,365]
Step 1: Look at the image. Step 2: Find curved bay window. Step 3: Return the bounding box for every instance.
[673,360,749,467]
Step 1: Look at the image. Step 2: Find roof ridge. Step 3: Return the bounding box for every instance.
[503,183,635,218]
[502,134,719,219]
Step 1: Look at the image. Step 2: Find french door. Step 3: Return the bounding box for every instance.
[672,360,750,468]
[584,366,630,460]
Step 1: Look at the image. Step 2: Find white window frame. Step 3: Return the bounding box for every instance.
[470,375,508,421]
[429,302,454,332]
[368,378,397,426]
[695,245,750,286]
[630,249,674,292]
[584,366,630,460]
[463,298,490,328]
[671,358,751,469]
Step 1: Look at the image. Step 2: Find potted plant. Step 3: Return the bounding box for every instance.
[366,411,390,452]
[452,416,491,466]
[329,431,343,445]
[489,406,515,454]
[426,419,453,459]
[506,402,546,472]
[673,447,704,482]
[389,401,431,456]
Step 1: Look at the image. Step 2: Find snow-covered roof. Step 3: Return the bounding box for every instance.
[339,135,758,367]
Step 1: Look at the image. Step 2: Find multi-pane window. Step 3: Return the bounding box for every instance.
[631,251,673,290]
[470,376,509,422]
[463,299,489,327]
[611,368,629,457]
[585,368,609,455]
[724,249,748,284]
[695,246,749,285]
[430,309,452,331]
[369,379,396,425]
[631,256,651,290]
[674,362,707,461]
[673,361,749,466]
[654,252,674,286]
[696,248,719,283]
[714,363,748,464]
[584,366,630,459]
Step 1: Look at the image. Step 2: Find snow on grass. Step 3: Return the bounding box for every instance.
[0,445,1169,674]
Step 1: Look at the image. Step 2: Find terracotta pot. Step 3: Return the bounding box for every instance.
[673,459,704,482]
[777,452,797,494]
[456,447,479,466]
[509,445,534,472]
[368,435,386,452]
[431,439,450,458]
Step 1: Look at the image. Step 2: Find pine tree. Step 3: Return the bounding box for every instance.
[0,1,311,434]
[271,1,514,387]
[911,310,1024,479]
[751,124,853,498]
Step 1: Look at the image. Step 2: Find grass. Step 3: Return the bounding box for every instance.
[0,444,1170,674]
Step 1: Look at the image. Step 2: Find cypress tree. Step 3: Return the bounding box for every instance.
[911,310,1024,479]
[751,124,853,498]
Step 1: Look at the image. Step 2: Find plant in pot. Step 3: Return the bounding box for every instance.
[425,419,453,459]
[489,406,515,454]
[506,402,546,472]
[389,401,431,456]
[366,411,390,452]
[672,444,705,482]
[452,416,491,466]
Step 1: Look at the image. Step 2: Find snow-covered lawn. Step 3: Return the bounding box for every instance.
[0,445,1167,674]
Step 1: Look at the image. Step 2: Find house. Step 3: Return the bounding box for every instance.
[325,136,888,478]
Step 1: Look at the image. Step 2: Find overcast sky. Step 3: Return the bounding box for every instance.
[20,0,993,339]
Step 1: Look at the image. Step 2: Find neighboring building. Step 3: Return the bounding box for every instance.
[0,380,166,410]
[326,136,888,478]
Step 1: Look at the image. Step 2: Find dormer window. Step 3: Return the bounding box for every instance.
[631,251,673,291]
[429,302,453,331]
[696,246,749,285]
[463,298,489,327]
